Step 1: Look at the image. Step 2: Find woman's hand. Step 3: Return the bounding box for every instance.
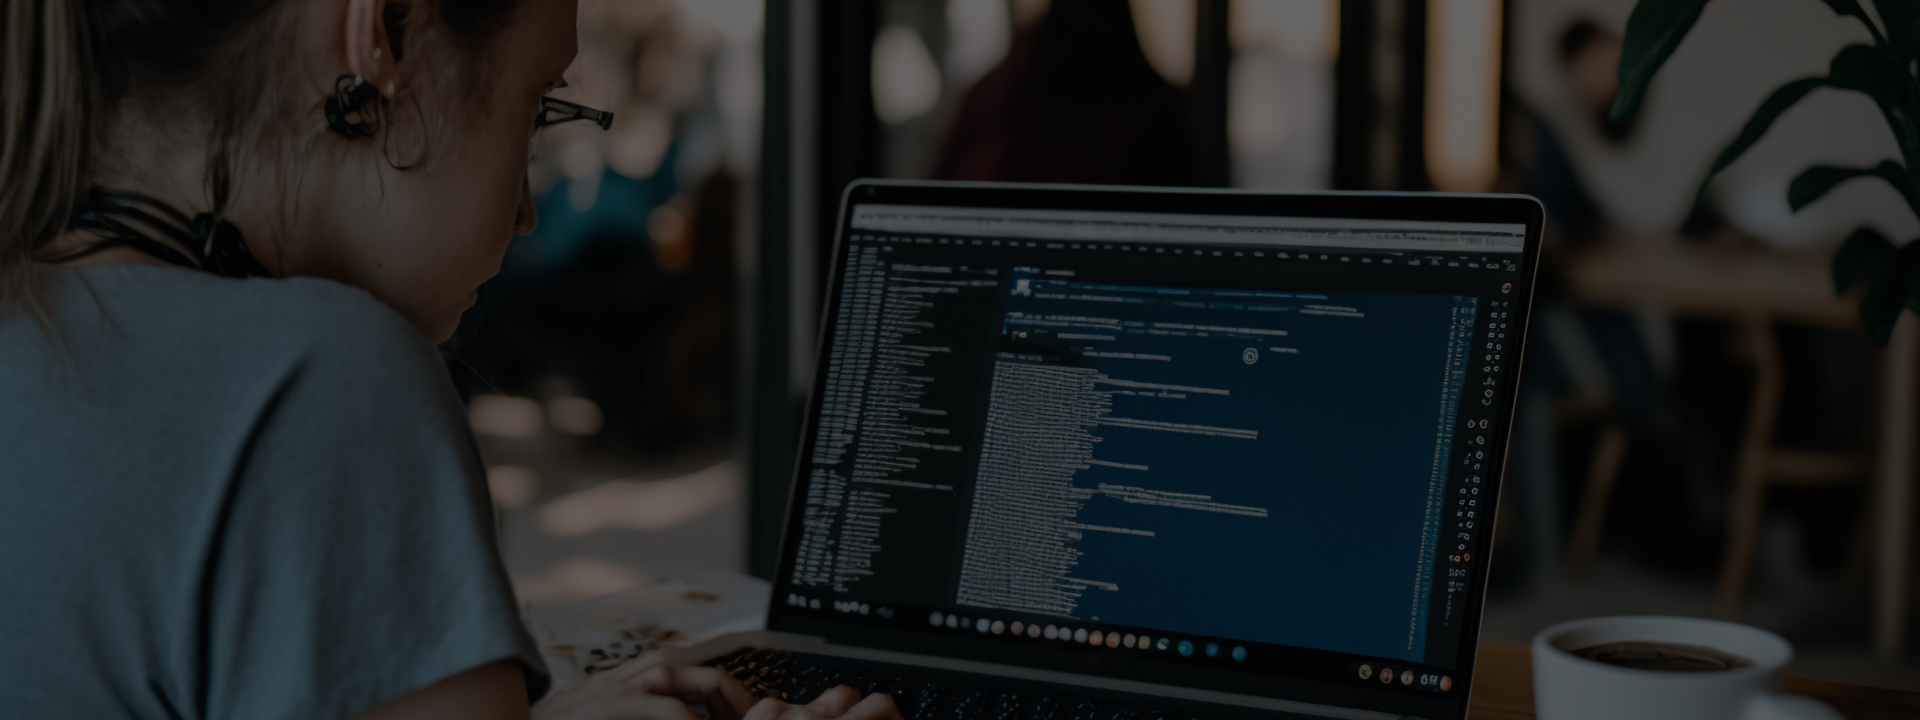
[533,662,760,720]
[744,685,903,720]
[531,658,902,720]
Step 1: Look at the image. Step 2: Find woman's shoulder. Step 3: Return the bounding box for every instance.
[62,264,437,370]
[27,264,476,479]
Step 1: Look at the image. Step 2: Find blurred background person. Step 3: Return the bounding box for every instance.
[930,0,1199,186]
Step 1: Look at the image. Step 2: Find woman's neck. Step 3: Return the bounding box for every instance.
[41,109,283,273]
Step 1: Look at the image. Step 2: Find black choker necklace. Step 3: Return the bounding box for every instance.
[65,190,271,279]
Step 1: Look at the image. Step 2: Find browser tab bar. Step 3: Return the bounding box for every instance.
[850,204,1527,253]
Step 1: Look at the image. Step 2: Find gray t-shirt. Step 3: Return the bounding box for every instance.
[0,264,549,719]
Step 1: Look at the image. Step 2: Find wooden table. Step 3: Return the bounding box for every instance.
[1468,641,1920,720]
[1565,239,1917,659]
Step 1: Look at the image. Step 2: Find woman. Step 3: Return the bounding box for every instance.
[0,1,896,718]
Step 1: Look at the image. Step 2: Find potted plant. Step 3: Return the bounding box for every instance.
[1614,0,1918,344]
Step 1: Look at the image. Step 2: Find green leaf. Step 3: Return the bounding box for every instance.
[1788,160,1919,214]
[1826,43,1907,101]
[1821,0,1889,46]
[1833,225,1897,293]
[1824,43,1920,185]
[1870,0,1918,56]
[1690,77,1826,208]
[1910,265,1920,316]
[1860,238,1920,345]
[1610,0,1713,126]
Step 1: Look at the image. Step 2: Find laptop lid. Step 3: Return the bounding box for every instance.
[768,181,1545,720]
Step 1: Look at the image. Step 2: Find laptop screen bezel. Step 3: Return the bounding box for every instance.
[765,180,1546,720]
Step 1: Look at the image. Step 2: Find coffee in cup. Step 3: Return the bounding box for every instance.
[1531,616,1840,720]
[1569,640,1753,672]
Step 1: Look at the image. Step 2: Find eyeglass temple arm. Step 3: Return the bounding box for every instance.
[544,98,615,131]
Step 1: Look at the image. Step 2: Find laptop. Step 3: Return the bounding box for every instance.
[657,180,1544,720]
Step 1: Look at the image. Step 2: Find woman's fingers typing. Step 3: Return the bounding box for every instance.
[743,685,904,720]
[630,665,761,720]
[531,660,903,720]
[532,662,759,720]
[807,685,861,716]
[839,692,905,720]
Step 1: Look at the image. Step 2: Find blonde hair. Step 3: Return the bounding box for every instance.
[0,0,95,327]
[0,0,528,330]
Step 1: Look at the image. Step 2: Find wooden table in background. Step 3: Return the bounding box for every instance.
[1467,641,1920,720]
[1565,239,1917,659]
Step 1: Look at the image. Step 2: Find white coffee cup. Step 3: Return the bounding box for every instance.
[1531,616,1841,720]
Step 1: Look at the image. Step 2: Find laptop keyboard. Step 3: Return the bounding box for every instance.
[702,647,1304,720]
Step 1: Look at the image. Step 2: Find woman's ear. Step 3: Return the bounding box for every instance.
[342,0,420,97]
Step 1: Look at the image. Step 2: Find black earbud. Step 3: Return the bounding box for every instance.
[324,75,382,139]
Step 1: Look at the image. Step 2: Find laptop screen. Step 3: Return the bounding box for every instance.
[771,182,1542,719]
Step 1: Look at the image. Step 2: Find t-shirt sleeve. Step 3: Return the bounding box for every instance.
[200,287,549,720]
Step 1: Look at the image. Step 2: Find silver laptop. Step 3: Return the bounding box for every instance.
[665,180,1544,720]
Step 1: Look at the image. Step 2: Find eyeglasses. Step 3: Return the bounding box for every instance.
[536,97,614,131]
